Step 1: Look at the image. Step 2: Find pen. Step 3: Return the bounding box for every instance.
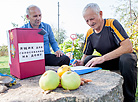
[72,60,77,64]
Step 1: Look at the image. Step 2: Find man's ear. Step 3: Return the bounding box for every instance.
[26,15,29,19]
[99,11,103,17]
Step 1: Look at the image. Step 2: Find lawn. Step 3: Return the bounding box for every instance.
[0,56,138,100]
[0,56,10,75]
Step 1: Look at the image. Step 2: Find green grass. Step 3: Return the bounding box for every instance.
[0,56,10,75]
[0,56,138,100]
[0,56,9,68]
[0,68,10,75]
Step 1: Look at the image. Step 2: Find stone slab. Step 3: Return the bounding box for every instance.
[0,66,124,102]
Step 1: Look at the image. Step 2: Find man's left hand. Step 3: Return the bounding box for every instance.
[85,56,105,67]
[55,50,64,57]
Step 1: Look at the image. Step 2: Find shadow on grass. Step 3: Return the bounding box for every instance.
[0,61,8,63]
[0,68,10,75]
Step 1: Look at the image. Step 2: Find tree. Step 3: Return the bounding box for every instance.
[113,0,138,54]
[113,0,138,28]
[52,26,67,44]
[76,33,85,41]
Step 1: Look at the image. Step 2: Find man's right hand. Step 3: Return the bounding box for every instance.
[72,60,84,67]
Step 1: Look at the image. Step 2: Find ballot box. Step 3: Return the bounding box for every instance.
[7,28,45,79]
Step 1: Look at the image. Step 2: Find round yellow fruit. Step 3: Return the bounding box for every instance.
[57,65,71,77]
[61,71,81,90]
[39,70,60,91]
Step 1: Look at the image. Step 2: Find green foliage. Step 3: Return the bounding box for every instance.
[59,39,83,60]
[0,56,10,75]
[113,0,138,28]
[0,45,8,56]
[113,0,138,55]
[11,22,18,28]
[0,56,9,68]
[0,68,10,75]
[52,26,67,44]
[128,20,138,54]
[76,33,85,41]
[21,15,29,24]
[73,39,84,59]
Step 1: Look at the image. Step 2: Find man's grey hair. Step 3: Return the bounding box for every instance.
[82,3,101,16]
[26,5,40,15]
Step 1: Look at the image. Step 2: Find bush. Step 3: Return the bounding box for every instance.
[59,39,83,60]
[0,45,8,56]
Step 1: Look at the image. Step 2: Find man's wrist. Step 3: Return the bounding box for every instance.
[101,55,105,62]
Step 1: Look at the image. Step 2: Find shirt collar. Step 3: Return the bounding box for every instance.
[28,21,44,29]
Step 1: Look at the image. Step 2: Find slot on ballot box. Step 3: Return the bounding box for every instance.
[7,28,45,79]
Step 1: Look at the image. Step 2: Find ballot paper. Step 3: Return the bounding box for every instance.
[70,66,102,75]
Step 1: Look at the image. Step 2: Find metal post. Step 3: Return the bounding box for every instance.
[58,2,60,44]
[129,0,132,33]
[129,0,132,20]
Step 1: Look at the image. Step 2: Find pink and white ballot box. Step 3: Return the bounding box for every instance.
[7,28,45,79]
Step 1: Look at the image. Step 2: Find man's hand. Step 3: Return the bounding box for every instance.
[55,50,64,57]
[85,56,105,67]
[72,60,84,67]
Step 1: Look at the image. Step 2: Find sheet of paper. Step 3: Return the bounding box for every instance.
[70,66,94,70]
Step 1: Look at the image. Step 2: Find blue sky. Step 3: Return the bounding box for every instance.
[0,0,118,45]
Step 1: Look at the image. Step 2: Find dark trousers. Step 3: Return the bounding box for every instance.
[45,54,70,66]
[84,52,137,102]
